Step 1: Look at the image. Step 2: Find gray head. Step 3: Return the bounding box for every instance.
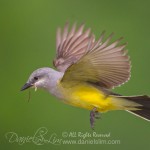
[21,67,62,91]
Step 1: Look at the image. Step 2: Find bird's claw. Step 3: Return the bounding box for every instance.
[90,108,100,129]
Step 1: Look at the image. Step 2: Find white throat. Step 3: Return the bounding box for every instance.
[42,69,64,99]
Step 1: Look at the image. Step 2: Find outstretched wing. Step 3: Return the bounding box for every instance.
[61,33,131,89]
[53,22,95,72]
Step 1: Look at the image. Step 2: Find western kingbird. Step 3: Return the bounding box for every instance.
[21,23,150,128]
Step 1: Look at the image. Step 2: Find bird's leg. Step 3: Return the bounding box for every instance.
[90,107,100,129]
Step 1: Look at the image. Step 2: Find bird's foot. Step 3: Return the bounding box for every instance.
[90,107,100,129]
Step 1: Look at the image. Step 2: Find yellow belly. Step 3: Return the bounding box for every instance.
[62,83,119,112]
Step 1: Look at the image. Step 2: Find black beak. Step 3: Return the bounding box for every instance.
[20,83,33,91]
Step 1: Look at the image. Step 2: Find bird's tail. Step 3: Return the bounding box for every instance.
[120,95,150,121]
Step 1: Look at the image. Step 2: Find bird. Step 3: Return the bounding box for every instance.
[21,22,150,129]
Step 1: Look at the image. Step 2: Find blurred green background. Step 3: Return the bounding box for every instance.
[1,0,150,149]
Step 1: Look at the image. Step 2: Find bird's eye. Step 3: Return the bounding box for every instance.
[34,77,38,80]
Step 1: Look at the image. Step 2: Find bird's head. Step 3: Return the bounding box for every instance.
[20,67,56,91]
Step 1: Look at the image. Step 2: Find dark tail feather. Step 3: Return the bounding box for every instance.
[121,95,150,121]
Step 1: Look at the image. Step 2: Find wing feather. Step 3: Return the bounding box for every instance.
[54,23,93,72]
[61,34,131,89]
